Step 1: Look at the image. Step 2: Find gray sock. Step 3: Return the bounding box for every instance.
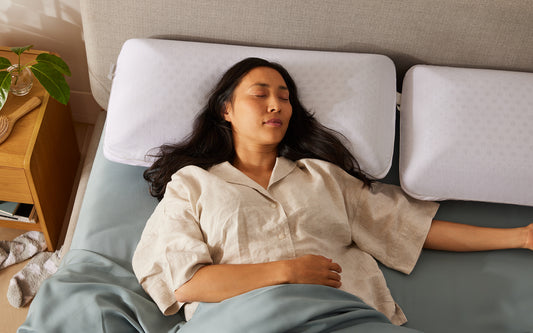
[7,249,61,308]
[0,231,46,270]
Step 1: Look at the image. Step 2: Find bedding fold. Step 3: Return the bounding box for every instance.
[18,249,184,333]
[181,284,422,333]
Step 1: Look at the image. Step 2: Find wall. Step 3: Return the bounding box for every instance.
[0,0,100,124]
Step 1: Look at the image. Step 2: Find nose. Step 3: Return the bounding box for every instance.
[268,97,281,113]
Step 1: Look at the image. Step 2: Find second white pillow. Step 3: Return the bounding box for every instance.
[400,65,533,206]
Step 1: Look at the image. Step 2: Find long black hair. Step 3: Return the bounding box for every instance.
[144,57,372,200]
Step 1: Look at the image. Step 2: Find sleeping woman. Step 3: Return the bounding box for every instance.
[132,57,532,332]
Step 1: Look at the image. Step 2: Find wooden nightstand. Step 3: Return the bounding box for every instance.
[0,47,80,251]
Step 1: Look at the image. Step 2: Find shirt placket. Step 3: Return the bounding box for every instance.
[265,196,296,259]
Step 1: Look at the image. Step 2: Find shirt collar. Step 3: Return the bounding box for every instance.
[209,157,297,193]
[268,157,297,187]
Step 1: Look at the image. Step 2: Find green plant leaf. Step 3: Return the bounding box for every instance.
[10,45,33,56]
[0,71,11,111]
[36,53,71,76]
[0,57,12,70]
[30,62,70,105]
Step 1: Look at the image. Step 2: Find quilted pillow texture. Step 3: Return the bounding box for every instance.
[400,65,533,206]
[104,38,396,178]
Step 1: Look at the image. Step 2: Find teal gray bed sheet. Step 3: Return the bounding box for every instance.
[20,133,533,332]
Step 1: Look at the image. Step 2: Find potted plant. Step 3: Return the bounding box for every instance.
[0,45,71,111]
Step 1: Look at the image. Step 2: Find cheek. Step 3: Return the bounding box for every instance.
[285,106,293,122]
[229,111,260,132]
[237,101,264,121]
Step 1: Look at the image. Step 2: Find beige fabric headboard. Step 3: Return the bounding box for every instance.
[80,0,533,110]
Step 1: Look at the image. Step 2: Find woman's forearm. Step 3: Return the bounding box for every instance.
[174,261,289,303]
[174,254,342,304]
[424,220,530,252]
[177,261,286,303]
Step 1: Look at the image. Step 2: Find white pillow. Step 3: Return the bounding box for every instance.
[400,65,533,206]
[105,38,396,178]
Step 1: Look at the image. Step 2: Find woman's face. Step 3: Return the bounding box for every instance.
[223,66,292,150]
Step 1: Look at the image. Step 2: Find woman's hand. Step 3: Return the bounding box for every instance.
[283,254,342,288]
[175,254,342,304]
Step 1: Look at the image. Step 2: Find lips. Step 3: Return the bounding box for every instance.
[264,118,283,127]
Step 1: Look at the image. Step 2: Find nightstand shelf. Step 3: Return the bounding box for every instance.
[0,47,80,251]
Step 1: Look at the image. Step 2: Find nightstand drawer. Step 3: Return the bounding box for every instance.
[0,167,32,203]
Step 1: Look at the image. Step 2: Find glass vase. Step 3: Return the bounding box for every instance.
[8,64,33,96]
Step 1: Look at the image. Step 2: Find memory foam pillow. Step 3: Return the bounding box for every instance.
[105,38,396,178]
[400,65,533,206]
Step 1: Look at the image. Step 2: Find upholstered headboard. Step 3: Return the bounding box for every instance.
[80,0,533,110]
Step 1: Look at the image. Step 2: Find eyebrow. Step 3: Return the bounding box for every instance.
[250,82,288,90]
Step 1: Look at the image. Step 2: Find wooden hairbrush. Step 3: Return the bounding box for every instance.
[0,96,42,145]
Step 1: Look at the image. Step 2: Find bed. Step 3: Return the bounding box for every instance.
[19,1,533,332]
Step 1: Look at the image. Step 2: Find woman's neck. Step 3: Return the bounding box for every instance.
[233,145,278,189]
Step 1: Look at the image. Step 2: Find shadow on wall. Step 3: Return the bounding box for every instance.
[0,0,100,123]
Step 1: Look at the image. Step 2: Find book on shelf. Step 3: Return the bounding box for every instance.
[0,201,37,223]
[0,201,19,216]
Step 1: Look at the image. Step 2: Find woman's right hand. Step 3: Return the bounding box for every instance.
[175,254,342,304]
[283,254,342,288]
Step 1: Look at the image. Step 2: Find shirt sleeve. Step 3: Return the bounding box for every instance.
[132,172,213,316]
[350,181,439,275]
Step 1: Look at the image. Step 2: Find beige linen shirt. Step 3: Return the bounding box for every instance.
[132,157,439,325]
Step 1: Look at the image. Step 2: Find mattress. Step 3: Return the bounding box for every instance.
[19,130,533,333]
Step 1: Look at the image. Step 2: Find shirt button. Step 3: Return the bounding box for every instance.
[278,233,286,240]
[270,203,277,208]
